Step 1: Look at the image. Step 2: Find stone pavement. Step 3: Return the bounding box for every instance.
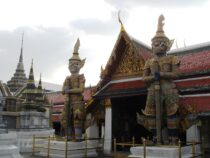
[21,151,130,158]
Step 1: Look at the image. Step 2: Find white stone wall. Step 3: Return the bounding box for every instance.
[20,111,50,129]
[0,132,23,158]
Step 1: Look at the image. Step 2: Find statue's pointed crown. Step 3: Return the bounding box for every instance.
[152,14,168,40]
[152,14,174,51]
[69,38,81,61]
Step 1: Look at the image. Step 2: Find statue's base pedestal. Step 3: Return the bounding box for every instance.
[37,140,98,158]
[0,133,23,158]
[17,129,54,153]
[129,145,200,158]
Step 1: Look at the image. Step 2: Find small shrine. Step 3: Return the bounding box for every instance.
[1,35,54,153]
[19,61,49,129]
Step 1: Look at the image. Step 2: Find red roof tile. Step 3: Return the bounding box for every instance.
[94,80,146,98]
[175,77,210,88]
[53,105,64,113]
[107,80,145,91]
[178,50,210,74]
[46,87,93,105]
[46,92,65,104]
[52,114,61,122]
[180,95,210,112]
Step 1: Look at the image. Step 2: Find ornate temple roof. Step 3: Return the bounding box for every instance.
[94,77,145,98]
[95,27,210,96]
[178,49,210,77]
[91,26,210,114]
[35,74,44,103]
[16,61,48,112]
[175,76,210,94]
[98,30,152,90]
[169,41,210,55]
[7,34,27,93]
[0,81,12,97]
[22,60,36,99]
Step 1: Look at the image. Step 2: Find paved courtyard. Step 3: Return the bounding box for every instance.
[21,152,130,158]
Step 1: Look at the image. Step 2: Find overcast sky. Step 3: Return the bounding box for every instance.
[0,0,209,87]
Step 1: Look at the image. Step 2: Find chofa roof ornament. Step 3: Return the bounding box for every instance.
[118,10,125,32]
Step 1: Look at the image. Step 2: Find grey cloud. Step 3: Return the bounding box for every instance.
[105,0,208,9]
[0,26,76,83]
[70,18,119,35]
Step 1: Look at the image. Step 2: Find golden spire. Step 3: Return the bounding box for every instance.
[118,11,125,32]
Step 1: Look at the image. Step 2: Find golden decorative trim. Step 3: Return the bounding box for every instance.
[113,44,145,78]
[104,98,112,108]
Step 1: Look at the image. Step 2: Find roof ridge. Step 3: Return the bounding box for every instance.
[169,41,210,54]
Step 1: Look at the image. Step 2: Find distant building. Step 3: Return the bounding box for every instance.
[0,80,12,133]
[2,61,51,129]
[46,86,95,135]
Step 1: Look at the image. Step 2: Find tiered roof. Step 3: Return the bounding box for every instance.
[0,81,12,97]
[7,34,27,93]
[98,30,152,89]
[22,60,37,102]
[17,61,47,112]
[92,27,210,113]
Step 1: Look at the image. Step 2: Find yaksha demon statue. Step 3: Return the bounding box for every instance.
[141,15,180,145]
[61,38,86,141]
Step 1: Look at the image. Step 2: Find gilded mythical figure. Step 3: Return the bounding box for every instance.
[140,15,180,144]
[61,38,86,141]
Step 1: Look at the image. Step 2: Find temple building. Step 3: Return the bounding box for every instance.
[2,61,51,129]
[18,61,50,129]
[46,26,210,154]
[0,81,12,133]
[7,34,27,94]
[85,26,210,154]
[0,81,23,158]
[1,59,53,152]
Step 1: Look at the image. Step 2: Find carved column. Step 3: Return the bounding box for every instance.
[103,98,112,155]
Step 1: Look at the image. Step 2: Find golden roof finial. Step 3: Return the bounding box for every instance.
[118,10,125,32]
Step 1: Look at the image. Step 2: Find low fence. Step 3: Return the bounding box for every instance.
[113,136,205,158]
[32,134,104,158]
